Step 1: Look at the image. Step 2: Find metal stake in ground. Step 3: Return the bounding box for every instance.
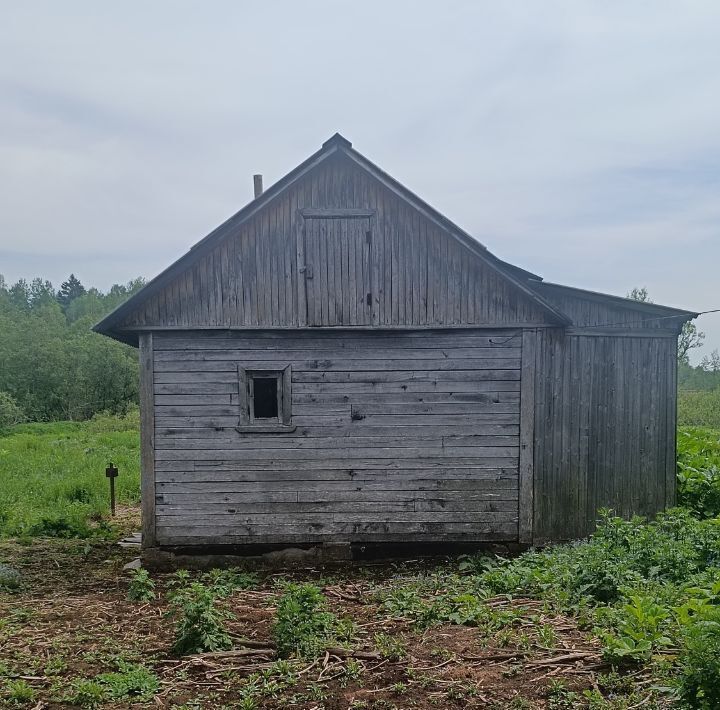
[106,463,119,516]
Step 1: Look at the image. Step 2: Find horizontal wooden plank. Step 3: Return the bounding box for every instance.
[156,511,519,526]
[292,381,520,394]
[291,368,521,382]
[156,486,518,501]
[154,411,519,429]
[155,477,519,492]
[154,434,518,450]
[154,352,522,370]
[154,366,521,384]
[154,405,348,423]
[155,445,519,461]
[155,395,233,406]
[154,385,520,404]
[155,452,518,475]
[155,458,519,472]
[156,459,517,482]
[154,499,518,515]
[156,528,519,545]
[292,391,520,404]
[156,424,520,439]
[154,334,522,352]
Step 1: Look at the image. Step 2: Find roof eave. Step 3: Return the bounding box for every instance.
[530,280,699,319]
[93,139,345,336]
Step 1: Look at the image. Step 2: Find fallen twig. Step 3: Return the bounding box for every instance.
[526,651,597,666]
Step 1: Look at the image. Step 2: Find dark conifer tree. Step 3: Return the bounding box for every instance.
[56,274,86,310]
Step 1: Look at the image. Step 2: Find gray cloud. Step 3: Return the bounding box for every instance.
[0,1,718,359]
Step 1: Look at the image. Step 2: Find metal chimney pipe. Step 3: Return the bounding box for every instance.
[253,174,263,198]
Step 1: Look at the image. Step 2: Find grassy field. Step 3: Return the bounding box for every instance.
[678,388,720,428]
[0,411,140,538]
[1,417,720,708]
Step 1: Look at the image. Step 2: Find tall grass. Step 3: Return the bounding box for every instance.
[0,410,140,537]
[678,388,720,428]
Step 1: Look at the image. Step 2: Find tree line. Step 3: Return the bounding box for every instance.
[0,274,144,423]
[0,276,717,425]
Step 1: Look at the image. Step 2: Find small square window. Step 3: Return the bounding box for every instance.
[237,365,294,432]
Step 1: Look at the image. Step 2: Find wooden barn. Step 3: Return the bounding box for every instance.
[95,134,697,559]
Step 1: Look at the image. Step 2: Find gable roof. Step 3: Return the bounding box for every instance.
[94,134,697,342]
[94,133,571,342]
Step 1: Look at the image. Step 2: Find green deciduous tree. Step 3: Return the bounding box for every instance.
[628,287,704,364]
[0,274,145,421]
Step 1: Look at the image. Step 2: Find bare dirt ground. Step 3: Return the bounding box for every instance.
[0,511,646,709]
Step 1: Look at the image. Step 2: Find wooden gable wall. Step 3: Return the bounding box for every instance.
[118,153,556,331]
[531,283,686,332]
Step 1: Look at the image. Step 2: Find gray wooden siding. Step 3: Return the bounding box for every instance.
[532,284,684,331]
[119,154,555,331]
[151,329,523,546]
[532,330,677,543]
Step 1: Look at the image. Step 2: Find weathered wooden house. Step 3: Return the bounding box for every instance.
[95,134,697,558]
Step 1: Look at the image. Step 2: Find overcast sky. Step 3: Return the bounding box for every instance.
[1,2,719,361]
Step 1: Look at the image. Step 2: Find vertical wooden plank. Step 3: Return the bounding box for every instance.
[370,212,380,326]
[317,218,328,325]
[519,328,536,544]
[237,364,249,425]
[139,333,156,549]
[577,337,592,535]
[332,217,342,324]
[347,217,357,324]
[270,202,281,326]
[531,329,545,542]
[295,213,307,327]
[362,217,372,325]
[665,341,678,508]
[282,364,293,424]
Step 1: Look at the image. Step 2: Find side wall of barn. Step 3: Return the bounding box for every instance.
[148,328,527,548]
[532,330,678,543]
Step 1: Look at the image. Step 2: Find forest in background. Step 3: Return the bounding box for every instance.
[0,275,718,426]
[0,275,143,423]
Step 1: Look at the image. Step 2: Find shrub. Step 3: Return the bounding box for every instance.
[0,392,24,430]
[677,607,720,709]
[169,581,233,654]
[272,583,337,659]
[600,594,672,664]
[127,568,155,602]
[27,514,94,539]
[677,428,720,518]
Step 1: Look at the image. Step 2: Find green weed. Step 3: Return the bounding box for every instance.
[677,428,720,517]
[96,662,159,700]
[67,679,106,708]
[127,568,155,602]
[3,678,35,704]
[202,567,259,597]
[676,606,720,709]
[169,581,233,655]
[272,583,337,659]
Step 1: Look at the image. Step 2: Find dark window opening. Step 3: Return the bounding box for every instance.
[237,365,293,432]
[251,376,279,420]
